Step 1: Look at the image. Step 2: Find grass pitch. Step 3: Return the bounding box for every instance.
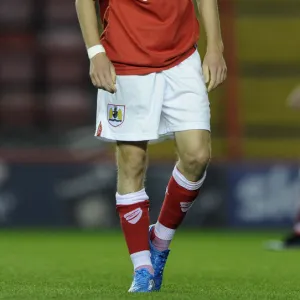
[0,230,299,300]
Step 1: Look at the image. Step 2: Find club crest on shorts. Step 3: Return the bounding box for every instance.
[107,104,125,127]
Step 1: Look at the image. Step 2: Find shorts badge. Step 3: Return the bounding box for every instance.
[107,104,125,127]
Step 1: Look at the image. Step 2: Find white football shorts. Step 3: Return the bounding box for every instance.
[95,50,210,142]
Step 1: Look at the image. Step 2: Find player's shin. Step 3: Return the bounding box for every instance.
[116,190,154,274]
[151,167,206,251]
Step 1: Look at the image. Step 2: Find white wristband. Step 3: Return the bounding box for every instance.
[87,45,106,59]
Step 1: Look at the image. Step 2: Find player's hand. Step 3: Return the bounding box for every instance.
[202,50,227,92]
[90,53,117,93]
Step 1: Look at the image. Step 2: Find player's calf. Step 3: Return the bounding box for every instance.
[151,130,210,255]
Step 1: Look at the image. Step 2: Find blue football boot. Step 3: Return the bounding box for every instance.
[149,225,170,291]
[128,268,155,293]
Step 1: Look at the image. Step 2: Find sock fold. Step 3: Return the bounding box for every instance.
[130,250,152,270]
[154,221,175,240]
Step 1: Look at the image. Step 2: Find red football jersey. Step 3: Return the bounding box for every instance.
[100,0,199,75]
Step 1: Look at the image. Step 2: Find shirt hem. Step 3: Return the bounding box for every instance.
[113,47,197,76]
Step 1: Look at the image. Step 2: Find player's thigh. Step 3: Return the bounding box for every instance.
[175,129,211,165]
[96,74,164,141]
[161,50,210,132]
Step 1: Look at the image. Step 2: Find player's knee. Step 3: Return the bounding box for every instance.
[180,148,211,178]
[117,143,147,179]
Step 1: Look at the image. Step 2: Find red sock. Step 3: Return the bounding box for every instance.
[116,189,152,271]
[157,167,206,230]
[117,200,150,254]
[150,167,206,251]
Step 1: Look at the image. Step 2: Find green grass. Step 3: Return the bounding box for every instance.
[0,230,299,300]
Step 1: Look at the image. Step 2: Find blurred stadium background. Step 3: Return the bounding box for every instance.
[0,0,299,231]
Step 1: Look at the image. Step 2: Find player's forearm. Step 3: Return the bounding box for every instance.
[75,0,101,48]
[197,0,224,52]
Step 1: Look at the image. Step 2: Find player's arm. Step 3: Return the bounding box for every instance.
[75,0,116,93]
[196,0,227,92]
